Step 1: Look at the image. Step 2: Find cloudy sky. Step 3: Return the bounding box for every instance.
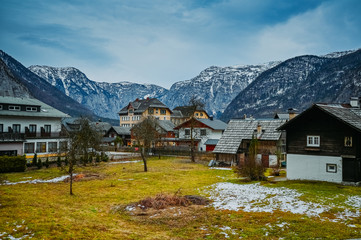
[1,0,360,88]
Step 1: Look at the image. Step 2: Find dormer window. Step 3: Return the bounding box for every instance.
[9,105,20,111]
[26,106,37,112]
[307,135,320,147]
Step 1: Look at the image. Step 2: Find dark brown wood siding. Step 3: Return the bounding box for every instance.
[286,107,360,157]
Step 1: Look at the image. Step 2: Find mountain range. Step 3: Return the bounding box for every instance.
[1,48,360,124]
[221,49,361,121]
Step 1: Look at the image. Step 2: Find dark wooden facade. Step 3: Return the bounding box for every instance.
[279,104,361,182]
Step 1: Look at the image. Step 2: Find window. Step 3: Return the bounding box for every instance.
[29,124,36,133]
[185,129,190,136]
[36,142,47,153]
[122,116,130,121]
[307,135,320,147]
[196,113,199,116]
[122,124,130,127]
[148,108,154,114]
[160,109,166,115]
[129,109,133,113]
[24,143,35,153]
[26,106,37,111]
[48,142,58,152]
[200,129,207,136]
[0,105,2,110]
[9,105,20,111]
[200,113,203,117]
[0,124,3,133]
[44,125,51,133]
[326,164,337,173]
[344,136,352,147]
[13,124,21,133]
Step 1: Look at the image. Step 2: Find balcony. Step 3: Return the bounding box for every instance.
[0,133,25,142]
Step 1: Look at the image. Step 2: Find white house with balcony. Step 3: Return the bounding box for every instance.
[174,118,227,151]
[0,96,69,160]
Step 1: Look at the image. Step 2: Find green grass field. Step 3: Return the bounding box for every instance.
[1,156,360,239]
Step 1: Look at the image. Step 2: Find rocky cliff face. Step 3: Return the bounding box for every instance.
[220,49,361,121]
[160,62,280,118]
[29,65,168,119]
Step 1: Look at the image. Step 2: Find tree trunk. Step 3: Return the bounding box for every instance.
[141,147,148,172]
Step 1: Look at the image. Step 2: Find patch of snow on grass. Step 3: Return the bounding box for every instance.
[108,160,141,164]
[346,196,361,208]
[1,175,76,185]
[210,167,232,170]
[206,182,360,221]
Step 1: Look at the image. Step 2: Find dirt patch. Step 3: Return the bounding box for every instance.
[113,193,209,220]
[63,173,103,182]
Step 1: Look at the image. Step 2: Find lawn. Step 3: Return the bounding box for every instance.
[0,156,360,239]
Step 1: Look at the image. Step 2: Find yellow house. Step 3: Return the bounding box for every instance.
[118,98,172,127]
[171,106,209,126]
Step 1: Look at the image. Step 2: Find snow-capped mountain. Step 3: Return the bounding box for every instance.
[29,65,168,119]
[160,62,280,118]
[221,49,361,121]
[0,50,97,119]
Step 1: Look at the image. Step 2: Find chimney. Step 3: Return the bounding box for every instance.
[209,116,213,121]
[350,97,361,108]
[257,124,262,135]
[288,108,297,120]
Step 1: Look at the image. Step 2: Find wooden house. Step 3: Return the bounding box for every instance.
[103,126,131,146]
[213,119,287,167]
[278,102,361,183]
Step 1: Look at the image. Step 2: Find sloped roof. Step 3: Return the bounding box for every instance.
[156,120,175,132]
[278,104,361,132]
[118,98,170,115]
[213,119,286,154]
[174,118,227,130]
[112,126,131,135]
[274,113,290,120]
[172,106,208,118]
[0,96,69,118]
[198,119,227,130]
[204,139,219,145]
[91,122,112,133]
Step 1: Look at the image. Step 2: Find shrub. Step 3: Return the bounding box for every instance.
[95,154,100,163]
[64,157,69,166]
[0,155,27,173]
[56,156,62,167]
[45,157,50,168]
[37,159,43,169]
[101,152,109,162]
[32,153,38,167]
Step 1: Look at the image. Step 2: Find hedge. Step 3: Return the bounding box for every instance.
[0,155,27,173]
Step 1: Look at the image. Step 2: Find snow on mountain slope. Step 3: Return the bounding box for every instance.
[160,62,280,118]
[29,66,168,119]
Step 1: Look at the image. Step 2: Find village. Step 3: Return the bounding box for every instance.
[1,95,361,239]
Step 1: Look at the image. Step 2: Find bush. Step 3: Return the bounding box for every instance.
[37,159,43,169]
[57,156,62,167]
[96,154,100,163]
[101,152,109,162]
[64,157,69,166]
[45,157,50,168]
[32,153,38,167]
[0,155,27,173]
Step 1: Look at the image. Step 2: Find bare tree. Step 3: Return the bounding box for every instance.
[234,137,266,181]
[60,118,102,195]
[132,117,160,172]
[188,96,205,162]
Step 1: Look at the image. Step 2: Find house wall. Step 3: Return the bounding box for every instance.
[1,116,63,135]
[0,142,23,155]
[120,108,172,127]
[178,128,223,151]
[285,108,360,158]
[287,154,342,183]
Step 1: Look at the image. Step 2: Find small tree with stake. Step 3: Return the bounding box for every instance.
[132,117,160,172]
[60,118,102,195]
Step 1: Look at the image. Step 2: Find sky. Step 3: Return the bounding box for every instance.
[1,0,361,89]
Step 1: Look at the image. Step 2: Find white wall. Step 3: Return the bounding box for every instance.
[1,116,62,133]
[179,128,223,151]
[0,142,23,155]
[287,154,342,183]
